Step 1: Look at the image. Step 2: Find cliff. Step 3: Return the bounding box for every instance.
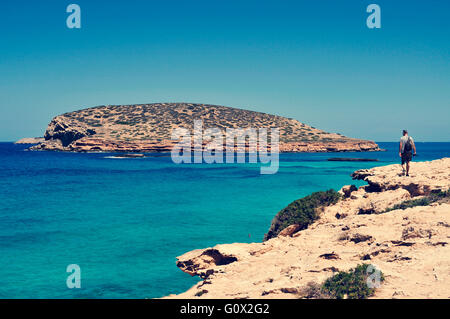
[166,158,450,299]
[29,103,380,153]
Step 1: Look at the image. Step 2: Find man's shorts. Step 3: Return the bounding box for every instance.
[401,151,412,165]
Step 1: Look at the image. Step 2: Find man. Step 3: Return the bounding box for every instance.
[399,130,416,176]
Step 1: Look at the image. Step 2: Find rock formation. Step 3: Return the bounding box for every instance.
[15,137,44,144]
[327,158,379,162]
[166,158,450,299]
[29,103,380,153]
[352,158,450,195]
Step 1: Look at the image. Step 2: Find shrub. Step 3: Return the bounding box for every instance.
[321,264,384,299]
[384,189,450,213]
[264,190,341,241]
[431,189,450,200]
[300,282,333,299]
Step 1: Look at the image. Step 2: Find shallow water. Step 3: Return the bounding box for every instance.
[0,142,448,298]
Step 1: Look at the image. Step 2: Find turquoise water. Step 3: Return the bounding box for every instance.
[0,142,449,298]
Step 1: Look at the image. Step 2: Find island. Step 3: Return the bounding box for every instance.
[327,158,379,162]
[27,103,381,153]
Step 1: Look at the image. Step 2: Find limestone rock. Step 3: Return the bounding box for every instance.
[166,159,450,299]
[339,185,358,198]
[277,224,302,237]
[352,158,450,195]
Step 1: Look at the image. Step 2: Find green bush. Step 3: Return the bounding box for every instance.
[264,190,341,240]
[384,189,450,213]
[321,264,384,299]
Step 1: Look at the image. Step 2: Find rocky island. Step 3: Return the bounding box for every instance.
[166,158,450,299]
[28,103,380,153]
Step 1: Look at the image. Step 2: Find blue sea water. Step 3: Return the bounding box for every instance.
[0,142,449,299]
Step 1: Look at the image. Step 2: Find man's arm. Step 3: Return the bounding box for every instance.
[399,140,402,157]
[412,139,417,155]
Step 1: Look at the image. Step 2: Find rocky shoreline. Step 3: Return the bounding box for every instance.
[28,137,381,153]
[166,158,450,299]
[14,137,44,144]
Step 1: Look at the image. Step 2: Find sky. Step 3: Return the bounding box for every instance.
[0,0,449,142]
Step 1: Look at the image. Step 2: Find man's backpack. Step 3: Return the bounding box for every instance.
[404,137,412,152]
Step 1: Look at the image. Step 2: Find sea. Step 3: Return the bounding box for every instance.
[0,142,449,298]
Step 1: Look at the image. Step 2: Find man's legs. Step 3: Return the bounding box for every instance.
[401,155,406,175]
[401,152,412,176]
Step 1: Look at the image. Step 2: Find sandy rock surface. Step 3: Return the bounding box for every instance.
[166,159,450,299]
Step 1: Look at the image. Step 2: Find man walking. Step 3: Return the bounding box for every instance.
[399,130,416,176]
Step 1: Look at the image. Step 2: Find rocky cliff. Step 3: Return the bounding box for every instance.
[29,103,380,153]
[166,158,450,299]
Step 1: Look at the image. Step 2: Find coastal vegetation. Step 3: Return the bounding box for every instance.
[264,189,341,240]
[384,189,450,213]
[321,264,384,299]
[301,264,384,299]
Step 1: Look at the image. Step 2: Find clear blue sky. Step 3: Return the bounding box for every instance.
[0,0,449,141]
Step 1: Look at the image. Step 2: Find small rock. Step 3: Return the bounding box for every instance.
[335,212,348,219]
[350,233,373,244]
[280,287,299,294]
[319,252,340,260]
[339,185,358,198]
[195,289,208,297]
[278,224,302,237]
[402,227,434,240]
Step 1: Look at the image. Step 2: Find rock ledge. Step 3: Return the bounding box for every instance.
[166,158,450,299]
